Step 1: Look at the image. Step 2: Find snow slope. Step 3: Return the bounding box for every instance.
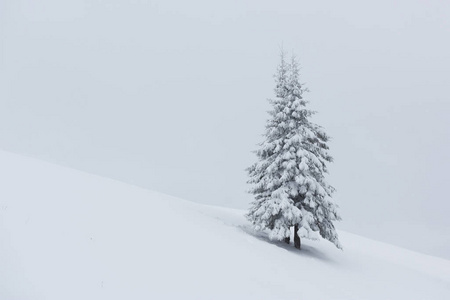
[1,150,449,300]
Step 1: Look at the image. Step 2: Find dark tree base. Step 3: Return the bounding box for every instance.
[284,226,301,249]
[294,224,301,249]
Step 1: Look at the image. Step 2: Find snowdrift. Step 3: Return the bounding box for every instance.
[1,151,449,299]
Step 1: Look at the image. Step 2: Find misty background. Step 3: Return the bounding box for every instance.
[1,0,449,259]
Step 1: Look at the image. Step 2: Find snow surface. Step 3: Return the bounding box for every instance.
[1,150,449,300]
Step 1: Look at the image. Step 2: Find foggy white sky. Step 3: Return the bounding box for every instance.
[1,0,449,258]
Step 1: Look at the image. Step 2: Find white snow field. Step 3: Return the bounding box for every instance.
[1,150,449,300]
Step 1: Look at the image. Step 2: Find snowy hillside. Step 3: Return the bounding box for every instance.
[1,151,449,300]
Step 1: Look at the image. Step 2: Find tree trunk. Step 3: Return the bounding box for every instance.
[284,236,290,244]
[294,224,301,249]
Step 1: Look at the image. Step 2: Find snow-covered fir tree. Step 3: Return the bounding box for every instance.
[247,53,342,249]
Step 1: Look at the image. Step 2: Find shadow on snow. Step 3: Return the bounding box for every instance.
[238,224,337,264]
